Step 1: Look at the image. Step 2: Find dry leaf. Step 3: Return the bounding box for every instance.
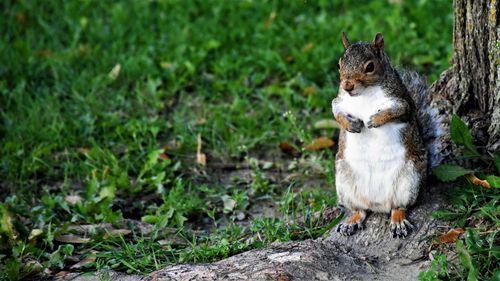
[276,272,292,281]
[261,161,273,170]
[15,12,27,28]
[36,50,54,58]
[70,253,97,269]
[314,119,340,129]
[163,141,181,151]
[269,11,277,20]
[432,228,464,244]
[466,174,490,188]
[55,271,71,278]
[302,86,317,96]
[222,195,236,213]
[196,134,206,165]
[160,61,172,69]
[304,137,335,151]
[279,141,299,155]
[264,11,277,28]
[55,234,90,244]
[65,195,82,206]
[103,229,132,238]
[76,147,90,154]
[301,42,314,53]
[29,229,43,240]
[108,64,121,80]
[25,260,43,273]
[196,117,207,125]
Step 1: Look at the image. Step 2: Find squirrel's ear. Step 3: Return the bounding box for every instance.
[341,32,350,49]
[372,33,384,50]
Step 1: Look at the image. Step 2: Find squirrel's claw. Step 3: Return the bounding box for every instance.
[336,210,366,236]
[390,219,414,239]
[336,222,362,236]
[346,115,364,133]
[366,117,380,129]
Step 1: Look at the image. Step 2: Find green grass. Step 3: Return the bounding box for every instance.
[0,0,461,280]
[420,116,499,281]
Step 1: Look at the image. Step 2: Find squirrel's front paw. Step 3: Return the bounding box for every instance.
[366,115,381,129]
[346,115,364,133]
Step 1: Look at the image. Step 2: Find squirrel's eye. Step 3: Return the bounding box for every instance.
[364,62,375,73]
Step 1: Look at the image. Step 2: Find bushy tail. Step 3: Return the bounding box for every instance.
[400,70,443,169]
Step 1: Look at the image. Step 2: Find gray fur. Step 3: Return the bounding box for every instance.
[398,70,443,168]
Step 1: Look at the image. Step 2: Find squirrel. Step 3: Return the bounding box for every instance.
[331,32,443,238]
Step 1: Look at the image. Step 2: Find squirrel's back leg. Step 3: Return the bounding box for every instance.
[388,163,421,238]
[335,131,370,236]
[336,210,367,236]
[389,125,426,238]
[390,208,414,238]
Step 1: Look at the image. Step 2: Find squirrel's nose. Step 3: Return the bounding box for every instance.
[342,81,354,92]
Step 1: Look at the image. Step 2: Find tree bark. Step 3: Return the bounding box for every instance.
[66,184,450,281]
[431,0,499,153]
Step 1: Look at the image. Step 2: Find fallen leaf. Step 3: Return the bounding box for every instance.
[76,147,91,154]
[302,86,317,96]
[314,119,340,129]
[29,229,43,240]
[55,271,71,278]
[163,141,181,151]
[465,174,490,188]
[0,204,15,240]
[103,229,132,238]
[160,61,172,69]
[301,42,314,53]
[222,195,236,213]
[70,252,97,269]
[157,236,187,246]
[433,228,464,244]
[55,234,90,244]
[65,195,82,206]
[304,137,335,151]
[269,11,277,20]
[25,260,43,274]
[276,272,292,281]
[196,117,207,125]
[108,63,121,80]
[279,141,299,155]
[36,50,53,58]
[196,134,206,165]
[264,11,277,28]
[261,161,274,170]
[15,12,27,28]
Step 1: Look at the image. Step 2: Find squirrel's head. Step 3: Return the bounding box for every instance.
[338,32,390,96]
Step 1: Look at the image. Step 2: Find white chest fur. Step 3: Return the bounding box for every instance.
[340,86,408,208]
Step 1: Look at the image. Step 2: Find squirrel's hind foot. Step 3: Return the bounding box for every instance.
[390,208,414,238]
[336,210,366,236]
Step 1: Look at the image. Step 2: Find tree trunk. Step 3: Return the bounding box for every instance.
[431,0,499,154]
[63,1,499,280]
